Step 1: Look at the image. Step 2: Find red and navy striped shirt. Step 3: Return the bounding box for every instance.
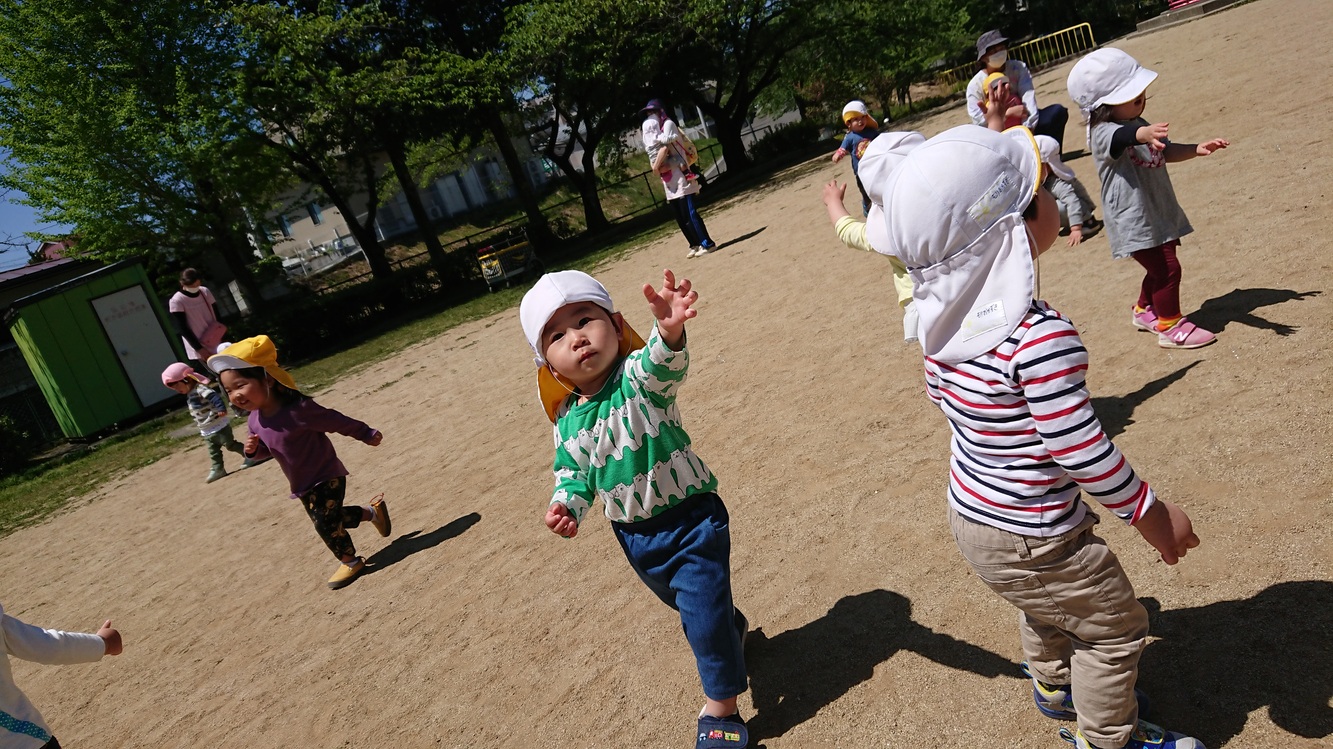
[924,301,1156,536]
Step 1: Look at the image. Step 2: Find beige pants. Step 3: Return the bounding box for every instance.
[948,506,1149,749]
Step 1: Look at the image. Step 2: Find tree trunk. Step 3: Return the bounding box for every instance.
[480,105,557,249]
[699,102,751,171]
[195,180,265,312]
[384,137,450,281]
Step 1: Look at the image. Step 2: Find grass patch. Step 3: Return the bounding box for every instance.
[0,411,193,538]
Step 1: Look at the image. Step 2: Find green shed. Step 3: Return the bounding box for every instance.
[4,259,184,439]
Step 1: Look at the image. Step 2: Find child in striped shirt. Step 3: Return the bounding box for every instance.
[876,125,1203,749]
[520,270,749,749]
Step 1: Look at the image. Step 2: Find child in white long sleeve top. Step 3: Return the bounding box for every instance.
[1,603,122,749]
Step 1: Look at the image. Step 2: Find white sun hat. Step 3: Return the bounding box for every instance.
[519,270,645,422]
[877,125,1042,363]
[1067,47,1158,113]
[1035,135,1074,180]
[858,131,927,255]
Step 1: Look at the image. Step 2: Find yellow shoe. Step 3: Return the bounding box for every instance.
[327,557,365,590]
[369,494,391,537]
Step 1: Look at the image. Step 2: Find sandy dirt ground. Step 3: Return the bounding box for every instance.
[3,1,1331,747]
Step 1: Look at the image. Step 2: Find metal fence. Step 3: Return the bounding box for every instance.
[936,23,1098,88]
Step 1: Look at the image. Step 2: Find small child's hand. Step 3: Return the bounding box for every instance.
[1066,225,1084,246]
[367,430,383,447]
[1134,500,1201,565]
[643,269,698,349]
[545,503,578,538]
[822,180,847,206]
[244,434,261,455]
[1137,122,1170,150]
[1196,138,1229,156]
[983,96,1006,132]
[97,620,123,656]
[214,411,227,419]
[831,148,846,163]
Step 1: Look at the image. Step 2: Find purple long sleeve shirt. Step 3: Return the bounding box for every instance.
[245,397,378,496]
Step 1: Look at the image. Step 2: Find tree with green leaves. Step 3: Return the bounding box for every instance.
[505,0,675,232]
[0,0,285,308]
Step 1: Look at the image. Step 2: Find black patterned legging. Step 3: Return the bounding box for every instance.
[299,477,363,560]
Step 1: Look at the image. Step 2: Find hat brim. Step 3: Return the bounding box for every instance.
[537,320,647,422]
[1047,156,1075,181]
[208,353,298,392]
[1098,68,1157,109]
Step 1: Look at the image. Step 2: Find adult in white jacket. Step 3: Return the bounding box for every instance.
[966,30,1069,149]
[1,603,122,749]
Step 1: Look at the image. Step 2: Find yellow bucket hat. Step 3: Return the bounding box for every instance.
[207,335,298,391]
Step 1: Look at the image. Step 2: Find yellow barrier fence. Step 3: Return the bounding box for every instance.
[936,23,1098,89]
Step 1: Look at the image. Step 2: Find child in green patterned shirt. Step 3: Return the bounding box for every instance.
[520,269,750,749]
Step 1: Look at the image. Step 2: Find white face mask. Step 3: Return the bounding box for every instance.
[987,50,1008,68]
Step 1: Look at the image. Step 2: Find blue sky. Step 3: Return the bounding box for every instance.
[0,190,68,272]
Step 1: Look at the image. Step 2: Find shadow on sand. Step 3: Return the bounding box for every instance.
[1189,287,1322,337]
[361,512,481,577]
[715,226,767,252]
[1139,581,1332,747]
[1092,361,1202,440]
[745,588,1020,743]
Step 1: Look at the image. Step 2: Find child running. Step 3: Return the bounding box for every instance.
[1067,48,1228,348]
[831,100,880,215]
[208,336,390,590]
[1035,134,1103,246]
[875,125,1203,749]
[161,362,251,483]
[519,270,749,748]
[2,602,122,749]
[821,131,925,342]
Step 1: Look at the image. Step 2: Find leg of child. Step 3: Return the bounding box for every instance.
[854,173,872,217]
[1131,242,1183,329]
[949,508,1148,749]
[671,198,703,250]
[219,424,245,455]
[612,496,748,718]
[204,433,226,481]
[300,477,364,563]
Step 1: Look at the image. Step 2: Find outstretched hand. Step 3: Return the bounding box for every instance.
[643,269,698,350]
[545,503,578,538]
[822,179,847,207]
[1196,138,1229,156]
[1137,122,1170,150]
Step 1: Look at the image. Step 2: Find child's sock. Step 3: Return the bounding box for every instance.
[366,505,378,522]
[1156,314,1182,332]
[1134,304,1149,314]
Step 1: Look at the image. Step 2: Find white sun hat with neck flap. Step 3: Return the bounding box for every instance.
[877,125,1042,363]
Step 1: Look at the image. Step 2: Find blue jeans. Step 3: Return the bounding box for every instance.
[612,493,747,700]
[1033,103,1069,149]
[670,193,715,249]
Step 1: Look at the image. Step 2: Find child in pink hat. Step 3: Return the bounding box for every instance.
[161,362,250,483]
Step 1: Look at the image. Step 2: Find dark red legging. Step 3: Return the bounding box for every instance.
[1131,240,1182,319]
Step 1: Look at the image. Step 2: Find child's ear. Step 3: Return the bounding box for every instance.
[610,311,626,335]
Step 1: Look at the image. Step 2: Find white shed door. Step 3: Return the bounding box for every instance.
[92,286,177,408]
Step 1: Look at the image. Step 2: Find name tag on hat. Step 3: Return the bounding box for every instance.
[960,299,1007,341]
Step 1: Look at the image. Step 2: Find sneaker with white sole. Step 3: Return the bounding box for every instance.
[1157,317,1216,349]
[1059,720,1205,749]
[902,302,920,343]
[1132,306,1158,332]
[687,246,702,258]
[327,557,365,590]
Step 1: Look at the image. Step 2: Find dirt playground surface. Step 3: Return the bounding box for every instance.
[4,2,1331,746]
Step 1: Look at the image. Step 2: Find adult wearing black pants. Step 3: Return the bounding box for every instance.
[966,30,1069,149]
[647,139,719,259]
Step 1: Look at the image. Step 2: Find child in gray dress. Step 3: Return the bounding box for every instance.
[1068,48,1228,349]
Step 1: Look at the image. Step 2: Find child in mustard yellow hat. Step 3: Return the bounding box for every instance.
[209,336,390,590]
